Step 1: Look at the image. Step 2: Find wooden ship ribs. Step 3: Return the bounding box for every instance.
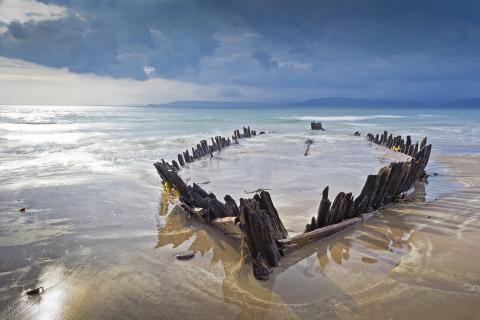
[154,128,432,280]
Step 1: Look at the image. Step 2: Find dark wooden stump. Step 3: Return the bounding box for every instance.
[224,194,240,217]
[238,197,284,280]
[178,154,185,166]
[353,174,378,215]
[316,186,331,228]
[257,191,288,240]
[172,160,180,171]
[207,193,229,220]
[311,121,324,130]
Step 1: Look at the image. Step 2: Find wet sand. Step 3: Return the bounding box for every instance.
[1,154,479,319]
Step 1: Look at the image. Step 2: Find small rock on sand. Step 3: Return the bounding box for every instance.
[26,287,44,295]
[176,251,196,260]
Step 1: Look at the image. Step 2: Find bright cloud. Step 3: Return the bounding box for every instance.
[0,0,66,25]
[0,57,256,105]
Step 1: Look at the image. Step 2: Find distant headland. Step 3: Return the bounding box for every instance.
[148,97,480,108]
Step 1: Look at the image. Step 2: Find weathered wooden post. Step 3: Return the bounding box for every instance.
[238,194,287,280]
[178,154,185,166]
[316,187,331,228]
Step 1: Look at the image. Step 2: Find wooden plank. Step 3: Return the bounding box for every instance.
[278,217,362,250]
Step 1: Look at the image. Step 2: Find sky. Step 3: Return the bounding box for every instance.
[0,0,479,105]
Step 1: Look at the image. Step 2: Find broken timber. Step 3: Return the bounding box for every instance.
[304,139,313,156]
[154,128,432,280]
[310,121,324,130]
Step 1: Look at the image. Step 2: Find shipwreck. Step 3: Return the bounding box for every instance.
[154,126,432,280]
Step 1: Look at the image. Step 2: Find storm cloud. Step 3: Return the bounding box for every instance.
[1,0,480,102]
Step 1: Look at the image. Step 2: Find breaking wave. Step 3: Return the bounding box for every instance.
[292,115,406,122]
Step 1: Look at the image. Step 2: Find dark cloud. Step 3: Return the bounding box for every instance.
[1,0,480,101]
[251,51,278,71]
[7,21,26,39]
[0,0,220,80]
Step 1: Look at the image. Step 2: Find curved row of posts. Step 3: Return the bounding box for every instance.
[154,126,260,222]
[154,129,432,280]
[155,126,256,173]
[302,131,431,234]
[366,130,429,156]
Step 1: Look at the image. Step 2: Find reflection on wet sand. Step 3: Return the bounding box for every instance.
[156,204,193,249]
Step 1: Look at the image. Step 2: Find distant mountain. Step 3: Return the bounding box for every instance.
[438,98,480,108]
[154,97,477,108]
[153,100,276,108]
[288,97,428,107]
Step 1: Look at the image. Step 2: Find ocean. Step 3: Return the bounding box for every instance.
[1,105,479,319]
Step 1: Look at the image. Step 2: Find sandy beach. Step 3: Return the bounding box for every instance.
[2,150,479,319]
